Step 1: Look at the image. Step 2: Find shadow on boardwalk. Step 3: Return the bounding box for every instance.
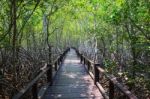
[43,49,103,99]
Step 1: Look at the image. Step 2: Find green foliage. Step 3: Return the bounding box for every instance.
[104,59,118,73]
[0,0,149,98]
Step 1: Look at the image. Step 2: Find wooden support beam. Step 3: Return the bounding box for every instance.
[55,62,57,71]
[87,61,90,71]
[80,54,83,63]
[109,81,114,99]
[84,58,86,65]
[32,83,38,99]
[94,64,100,84]
[47,64,52,85]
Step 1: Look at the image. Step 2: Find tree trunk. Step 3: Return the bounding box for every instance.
[46,17,51,64]
[125,22,137,78]
[12,0,17,80]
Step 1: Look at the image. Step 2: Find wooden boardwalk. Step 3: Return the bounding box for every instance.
[43,49,103,99]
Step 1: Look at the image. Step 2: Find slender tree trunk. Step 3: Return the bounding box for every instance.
[130,24,137,78]
[12,0,17,79]
[100,36,106,59]
[32,32,37,52]
[116,27,119,55]
[9,2,13,45]
[125,22,137,78]
[46,17,51,63]
[116,26,121,72]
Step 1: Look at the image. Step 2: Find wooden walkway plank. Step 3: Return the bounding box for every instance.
[43,49,103,99]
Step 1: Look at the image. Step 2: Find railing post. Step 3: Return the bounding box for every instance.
[80,54,83,63]
[87,61,90,71]
[76,50,79,56]
[60,54,63,63]
[58,58,60,65]
[94,64,100,84]
[85,58,87,65]
[32,83,37,99]
[47,64,53,85]
[55,62,57,71]
[68,47,70,51]
[109,81,114,99]
[84,58,86,65]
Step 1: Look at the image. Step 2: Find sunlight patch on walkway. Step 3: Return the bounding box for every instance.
[64,59,80,63]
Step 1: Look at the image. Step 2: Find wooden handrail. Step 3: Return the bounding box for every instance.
[13,64,49,99]
[75,49,137,99]
[12,48,70,99]
[97,67,137,99]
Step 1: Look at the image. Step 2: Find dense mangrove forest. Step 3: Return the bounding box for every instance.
[0,0,149,98]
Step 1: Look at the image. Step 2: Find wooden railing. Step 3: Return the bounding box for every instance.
[75,49,137,99]
[12,48,70,99]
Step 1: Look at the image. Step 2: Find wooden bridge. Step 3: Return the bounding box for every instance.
[13,48,137,99]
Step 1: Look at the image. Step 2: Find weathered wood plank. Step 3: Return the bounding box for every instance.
[43,49,103,99]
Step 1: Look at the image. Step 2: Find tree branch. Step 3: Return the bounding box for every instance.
[18,0,41,35]
[129,17,150,40]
